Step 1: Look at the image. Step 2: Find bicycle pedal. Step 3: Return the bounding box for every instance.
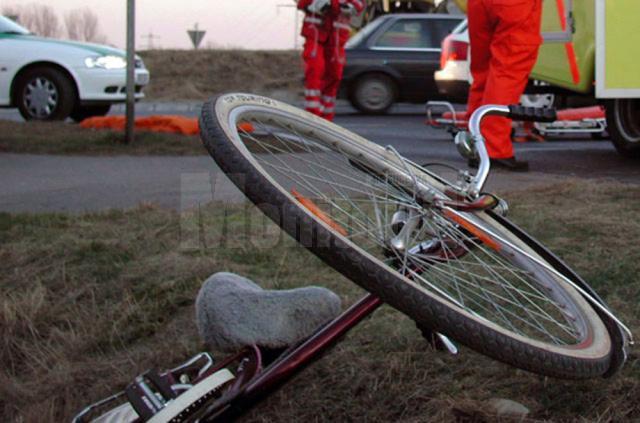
[435,333,459,355]
[73,353,223,423]
[125,372,173,420]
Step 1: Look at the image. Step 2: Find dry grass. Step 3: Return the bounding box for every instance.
[0,120,205,156]
[139,50,304,102]
[1,180,639,422]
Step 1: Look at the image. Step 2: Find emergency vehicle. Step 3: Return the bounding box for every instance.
[451,0,640,157]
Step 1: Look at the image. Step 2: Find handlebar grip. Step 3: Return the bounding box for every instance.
[507,105,557,122]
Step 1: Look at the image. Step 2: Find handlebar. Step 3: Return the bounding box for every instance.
[466,104,557,197]
[506,105,557,122]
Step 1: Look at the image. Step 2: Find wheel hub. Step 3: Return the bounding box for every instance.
[362,82,390,108]
[24,77,58,119]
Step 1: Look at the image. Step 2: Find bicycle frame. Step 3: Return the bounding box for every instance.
[203,293,384,420]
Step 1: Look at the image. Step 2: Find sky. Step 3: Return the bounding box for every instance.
[4,0,303,50]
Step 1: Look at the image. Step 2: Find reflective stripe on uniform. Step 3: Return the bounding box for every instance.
[304,100,323,109]
[334,22,351,30]
[304,17,322,24]
[305,89,322,96]
[321,94,335,114]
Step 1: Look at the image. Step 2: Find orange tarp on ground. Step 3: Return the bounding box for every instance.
[80,115,200,136]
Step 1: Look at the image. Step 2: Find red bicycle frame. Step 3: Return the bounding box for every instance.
[199,293,383,421]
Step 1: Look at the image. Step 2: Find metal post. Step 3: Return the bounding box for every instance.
[125,0,136,144]
[294,9,299,49]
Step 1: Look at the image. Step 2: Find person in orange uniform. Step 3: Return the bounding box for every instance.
[298,0,363,121]
[467,0,543,171]
[298,0,332,117]
[321,0,364,121]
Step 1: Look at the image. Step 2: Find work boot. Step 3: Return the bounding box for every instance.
[468,157,529,172]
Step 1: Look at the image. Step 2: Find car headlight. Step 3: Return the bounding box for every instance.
[84,55,127,70]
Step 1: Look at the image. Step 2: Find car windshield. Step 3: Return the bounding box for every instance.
[346,17,386,49]
[374,18,463,49]
[0,16,31,35]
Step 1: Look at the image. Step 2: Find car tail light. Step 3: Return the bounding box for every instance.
[440,36,469,69]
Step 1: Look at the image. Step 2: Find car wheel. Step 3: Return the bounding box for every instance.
[350,74,396,114]
[70,104,112,123]
[15,67,76,121]
[605,99,640,158]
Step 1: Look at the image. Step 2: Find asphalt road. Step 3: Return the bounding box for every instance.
[1,102,639,213]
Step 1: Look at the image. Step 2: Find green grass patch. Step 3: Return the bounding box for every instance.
[0,120,206,156]
[0,180,638,422]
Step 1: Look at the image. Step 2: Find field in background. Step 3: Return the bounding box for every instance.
[139,50,303,102]
[1,180,638,422]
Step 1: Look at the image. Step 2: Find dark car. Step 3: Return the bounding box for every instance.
[341,14,464,114]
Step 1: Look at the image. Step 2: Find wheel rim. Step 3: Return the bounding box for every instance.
[357,79,392,111]
[615,99,640,143]
[23,77,59,119]
[220,103,601,350]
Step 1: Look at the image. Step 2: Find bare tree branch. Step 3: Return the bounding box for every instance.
[26,4,61,37]
[1,3,62,37]
[64,8,107,43]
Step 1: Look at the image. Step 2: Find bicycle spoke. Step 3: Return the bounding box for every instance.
[231,111,588,347]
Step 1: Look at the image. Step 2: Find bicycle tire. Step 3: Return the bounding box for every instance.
[199,93,613,379]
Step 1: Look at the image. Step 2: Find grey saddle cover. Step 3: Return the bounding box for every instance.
[196,272,342,351]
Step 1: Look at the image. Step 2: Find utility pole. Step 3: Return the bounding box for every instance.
[125,0,136,144]
[142,31,161,50]
[277,4,300,50]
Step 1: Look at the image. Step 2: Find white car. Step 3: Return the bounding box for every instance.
[434,19,470,103]
[0,16,150,121]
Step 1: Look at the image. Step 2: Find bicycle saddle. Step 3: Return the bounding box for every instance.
[196,272,342,351]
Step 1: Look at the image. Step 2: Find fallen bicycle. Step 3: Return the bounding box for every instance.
[75,94,633,422]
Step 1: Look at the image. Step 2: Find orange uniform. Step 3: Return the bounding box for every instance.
[298,0,363,121]
[467,0,543,158]
[321,0,364,121]
[298,0,331,117]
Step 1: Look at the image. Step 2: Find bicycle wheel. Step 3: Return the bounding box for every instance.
[200,93,614,379]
